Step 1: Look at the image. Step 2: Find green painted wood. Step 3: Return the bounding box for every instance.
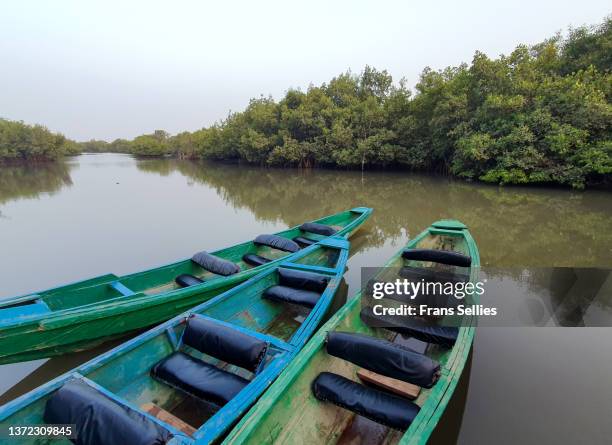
[223,219,480,445]
[0,207,372,364]
[0,237,351,445]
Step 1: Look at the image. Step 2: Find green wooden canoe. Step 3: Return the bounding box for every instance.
[223,219,480,445]
[0,237,351,444]
[0,207,372,364]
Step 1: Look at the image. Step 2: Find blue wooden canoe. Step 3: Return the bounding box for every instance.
[0,237,350,444]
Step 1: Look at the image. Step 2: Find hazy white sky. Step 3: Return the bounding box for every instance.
[0,0,609,141]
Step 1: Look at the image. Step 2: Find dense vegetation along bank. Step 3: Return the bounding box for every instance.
[0,119,79,161]
[4,17,611,188]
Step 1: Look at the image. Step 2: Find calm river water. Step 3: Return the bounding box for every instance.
[1,154,611,444]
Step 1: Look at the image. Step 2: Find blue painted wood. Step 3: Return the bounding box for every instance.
[0,237,352,445]
[109,281,136,296]
[318,237,350,249]
[165,327,179,349]
[0,302,50,323]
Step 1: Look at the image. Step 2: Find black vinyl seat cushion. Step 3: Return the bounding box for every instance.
[386,323,458,348]
[191,251,240,276]
[278,268,329,293]
[263,268,330,308]
[292,236,317,247]
[299,222,337,236]
[175,274,204,288]
[242,253,271,267]
[326,332,440,388]
[402,249,471,267]
[398,266,469,284]
[312,372,419,431]
[182,316,268,372]
[359,309,458,348]
[44,379,172,445]
[151,352,249,407]
[264,285,321,308]
[253,234,300,253]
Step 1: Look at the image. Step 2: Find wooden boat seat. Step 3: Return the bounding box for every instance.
[0,300,50,322]
[263,268,330,309]
[175,274,204,288]
[402,249,471,267]
[44,379,172,445]
[292,236,317,247]
[242,253,272,267]
[253,234,300,253]
[191,251,241,276]
[357,369,421,400]
[325,332,440,388]
[312,372,420,431]
[151,352,249,406]
[140,402,196,436]
[299,222,338,236]
[360,308,459,348]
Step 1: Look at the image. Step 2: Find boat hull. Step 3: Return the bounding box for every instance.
[0,238,352,445]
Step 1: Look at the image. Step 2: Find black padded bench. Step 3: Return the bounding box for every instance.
[175,251,242,288]
[44,379,172,445]
[299,222,338,236]
[263,268,330,309]
[151,352,248,406]
[311,331,443,431]
[175,274,204,288]
[292,236,317,248]
[326,332,440,388]
[360,308,459,348]
[254,234,300,253]
[151,317,268,407]
[402,249,472,267]
[242,253,272,267]
[312,372,419,430]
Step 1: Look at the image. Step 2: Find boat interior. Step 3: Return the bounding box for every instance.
[237,229,476,445]
[0,241,348,444]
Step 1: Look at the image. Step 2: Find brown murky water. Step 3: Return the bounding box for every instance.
[1,154,611,444]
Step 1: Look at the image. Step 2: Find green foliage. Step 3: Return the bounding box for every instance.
[156,16,608,188]
[0,119,74,161]
[3,16,610,187]
[131,130,170,157]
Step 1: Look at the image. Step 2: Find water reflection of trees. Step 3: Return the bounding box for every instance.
[136,160,612,267]
[0,161,74,206]
[482,267,612,326]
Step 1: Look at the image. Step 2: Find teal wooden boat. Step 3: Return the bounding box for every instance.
[0,237,350,444]
[0,207,371,364]
[223,220,480,445]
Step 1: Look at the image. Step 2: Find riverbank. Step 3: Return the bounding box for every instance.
[5,17,610,189]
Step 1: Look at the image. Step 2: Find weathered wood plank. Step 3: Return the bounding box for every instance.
[357,368,421,400]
